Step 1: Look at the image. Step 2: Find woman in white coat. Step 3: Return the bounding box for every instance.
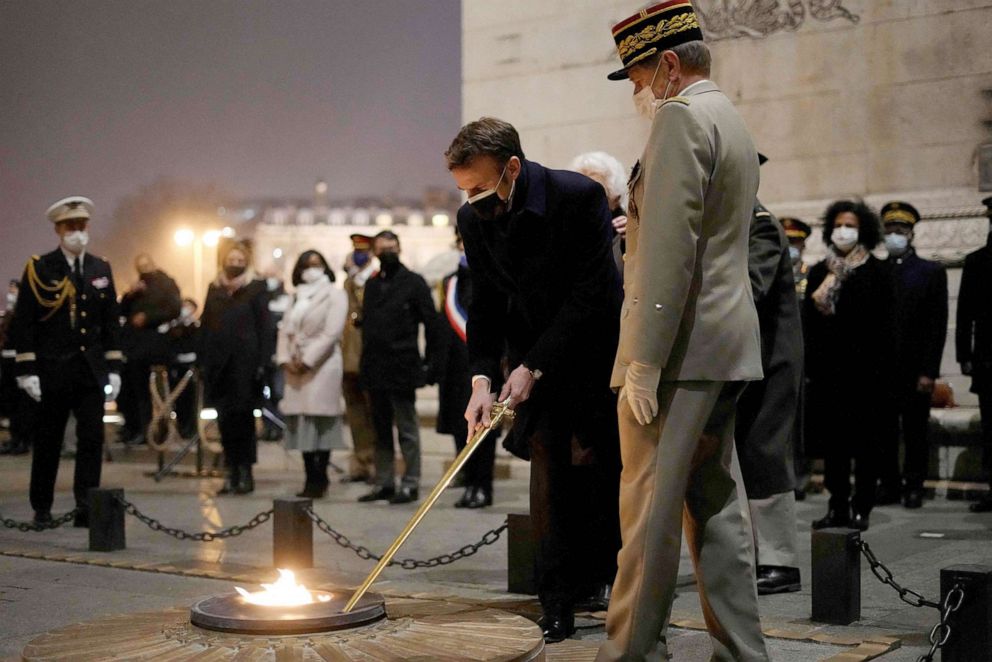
[277,250,348,498]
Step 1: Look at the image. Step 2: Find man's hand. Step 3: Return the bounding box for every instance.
[130,311,148,329]
[962,361,974,376]
[106,373,122,402]
[612,215,628,236]
[916,375,935,395]
[16,375,41,403]
[499,364,536,409]
[465,379,496,436]
[625,361,662,426]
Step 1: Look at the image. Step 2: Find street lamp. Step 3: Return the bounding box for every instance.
[174,228,195,247]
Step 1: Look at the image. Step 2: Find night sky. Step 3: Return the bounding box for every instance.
[0,0,462,279]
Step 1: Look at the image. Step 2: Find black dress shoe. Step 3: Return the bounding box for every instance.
[33,510,52,525]
[903,488,924,509]
[388,486,419,504]
[756,566,801,595]
[454,486,476,508]
[537,612,575,643]
[575,583,612,612]
[969,494,992,513]
[812,509,850,529]
[73,510,90,528]
[464,487,492,509]
[851,512,870,531]
[296,482,328,499]
[234,465,255,495]
[358,486,395,502]
[217,466,241,496]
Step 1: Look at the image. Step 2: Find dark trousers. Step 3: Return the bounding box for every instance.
[452,425,497,491]
[980,391,992,488]
[823,400,882,516]
[529,410,621,611]
[881,387,932,491]
[31,356,104,513]
[303,451,330,487]
[370,389,420,488]
[217,407,257,467]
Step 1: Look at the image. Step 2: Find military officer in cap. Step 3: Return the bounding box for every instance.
[781,217,812,301]
[9,196,122,526]
[341,234,377,483]
[599,2,769,659]
[878,202,947,509]
[958,196,992,512]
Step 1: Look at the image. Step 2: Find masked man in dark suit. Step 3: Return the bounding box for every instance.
[447,117,622,643]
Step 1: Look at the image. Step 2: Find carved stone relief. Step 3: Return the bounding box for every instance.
[695,0,859,40]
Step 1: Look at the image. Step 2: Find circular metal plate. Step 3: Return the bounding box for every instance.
[190,590,385,634]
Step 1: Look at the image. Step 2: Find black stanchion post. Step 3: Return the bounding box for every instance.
[273,497,313,569]
[811,528,860,625]
[941,565,992,662]
[507,513,537,595]
[88,488,126,552]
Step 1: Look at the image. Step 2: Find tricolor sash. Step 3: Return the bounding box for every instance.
[444,275,467,343]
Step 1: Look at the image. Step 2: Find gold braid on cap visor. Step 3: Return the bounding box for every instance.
[883,209,917,225]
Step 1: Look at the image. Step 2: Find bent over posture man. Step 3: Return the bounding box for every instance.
[598,2,769,660]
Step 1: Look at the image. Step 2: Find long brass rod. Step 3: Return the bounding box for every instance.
[343,399,513,613]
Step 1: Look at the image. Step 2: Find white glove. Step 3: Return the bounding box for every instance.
[16,375,42,403]
[106,373,122,402]
[625,361,662,426]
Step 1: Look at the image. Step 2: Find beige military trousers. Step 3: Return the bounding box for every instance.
[597,381,769,662]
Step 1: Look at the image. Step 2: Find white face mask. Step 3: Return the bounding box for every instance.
[61,230,89,254]
[632,59,673,121]
[788,246,802,264]
[300,266,325,284]
[6,292,16,309]
[266,276,280,291]
[885,233,910,256]
[831,226,859,252]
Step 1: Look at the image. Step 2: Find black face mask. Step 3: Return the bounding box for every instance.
[467,166,513,221]
[378,251,400,271]
[224,265,246,279]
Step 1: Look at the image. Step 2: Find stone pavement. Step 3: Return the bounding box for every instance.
[0,428,990,660]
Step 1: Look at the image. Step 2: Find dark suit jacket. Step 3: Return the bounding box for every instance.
[887,250,947,387]
[360,263,440,392]
[736,203,803,497]
[957,238,992,393]
[457,159,622,458]
[10,248,122,385]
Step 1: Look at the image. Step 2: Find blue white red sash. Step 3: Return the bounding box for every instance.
[444,275,467,343]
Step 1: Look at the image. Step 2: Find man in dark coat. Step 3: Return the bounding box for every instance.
[446,117,622,642]
[736,202,804,595]
[879,202,948,509]
[118,253,181,444]
[358,230,441,505]
[959,196,992,512]
[435,232,499,508]
[1,279,35,456]
[9,196,122,526]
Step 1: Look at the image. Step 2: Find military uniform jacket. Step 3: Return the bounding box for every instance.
[10,248,122,384]
[614,80,762,386]
[736,204,803,498]
[887,250,948,387]
[956,238,992,393]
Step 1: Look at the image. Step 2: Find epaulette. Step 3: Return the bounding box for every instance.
[755,211,772,218]
[661,96,690,107]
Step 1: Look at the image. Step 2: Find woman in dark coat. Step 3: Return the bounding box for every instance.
[804,200,896,531]
[199,242,268,495]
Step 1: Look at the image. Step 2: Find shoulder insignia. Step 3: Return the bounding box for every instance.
[661,96,690,107]
[755,211,772,218]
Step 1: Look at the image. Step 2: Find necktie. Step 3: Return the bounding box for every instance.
[73,257,83,289]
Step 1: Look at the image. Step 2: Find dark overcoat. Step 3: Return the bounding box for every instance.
[199,278,268,410]
[360,263,440,392]
[457,159,622,459]
[887,250,947,389]
[735,204,803,498]
[957,238,992,393]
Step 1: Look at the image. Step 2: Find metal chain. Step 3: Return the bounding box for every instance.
[115,494,272,542]
[305,506,507,569]
[855,540,966,661]
[918,584,965,662]
[0,509,78,532]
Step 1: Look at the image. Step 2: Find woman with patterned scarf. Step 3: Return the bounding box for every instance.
[803,200,896,532]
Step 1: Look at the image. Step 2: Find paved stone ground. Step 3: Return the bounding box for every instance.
[1,428,990,660]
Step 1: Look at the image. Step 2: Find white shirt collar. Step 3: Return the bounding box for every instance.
[679,79,711,96]
[60,247,86,268]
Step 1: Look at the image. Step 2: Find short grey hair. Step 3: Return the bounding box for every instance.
[569,151,628,210]
[670,40,710,76]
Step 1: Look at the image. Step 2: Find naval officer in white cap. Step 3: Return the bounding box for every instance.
[8,196,122,527]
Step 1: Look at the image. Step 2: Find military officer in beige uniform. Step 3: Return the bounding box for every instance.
[598,2,769,660]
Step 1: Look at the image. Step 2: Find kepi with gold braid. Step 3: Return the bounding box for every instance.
[780,217,812,241]
[608,1,704,81]
[880,201,920,227]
